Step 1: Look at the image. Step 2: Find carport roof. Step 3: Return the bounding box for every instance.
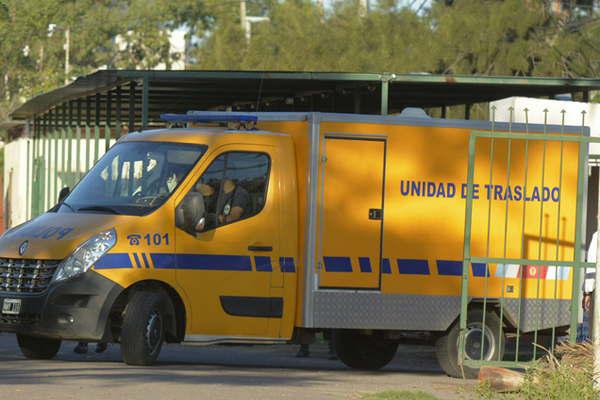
[10,69,600,121]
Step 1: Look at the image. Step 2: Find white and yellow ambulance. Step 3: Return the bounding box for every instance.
[0,111,584,377]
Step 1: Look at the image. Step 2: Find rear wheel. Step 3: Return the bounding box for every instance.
[121,291,166,366]
[435,309,504,379]
[17,334,61,360]
[333,330,398,370]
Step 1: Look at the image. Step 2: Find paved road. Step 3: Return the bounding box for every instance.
[0,333,472,400]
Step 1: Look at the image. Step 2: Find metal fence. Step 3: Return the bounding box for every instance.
[28,115,119,217]
[459,107,596,372]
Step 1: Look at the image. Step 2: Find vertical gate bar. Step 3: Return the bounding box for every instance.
[53,119,59,204]
[515,120,531,362]
[77,98,82,181]
[533,111,548,360]
[85,97,91,172]
[26,137,30,220]
[45,109,52,210]
[480,106,496,361]
[459,133,478,372]
[105,90,112,152]
[85,124,91,171]
[94,125,100,163]
[115,85,122,138]
[128,81,136,133]
[34,117,40,217]
[67,102,73,189]
[142,76,149,129]
[95,93,100,163]
[76,126,81,180]
[569,113,587,342]
[61,103,67,194]
[31,118,36,218]
[498,108,514,360]
[551,113,566,352]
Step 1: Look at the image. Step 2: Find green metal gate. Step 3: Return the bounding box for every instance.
[459,108,597,373]
[28,103,120,218]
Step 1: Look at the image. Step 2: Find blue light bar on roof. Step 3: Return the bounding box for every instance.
[160,113,258,123]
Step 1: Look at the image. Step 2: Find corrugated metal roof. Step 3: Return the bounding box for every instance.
[10,69,600,121]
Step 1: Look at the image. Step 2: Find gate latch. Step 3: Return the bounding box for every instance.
[369,208,382,220]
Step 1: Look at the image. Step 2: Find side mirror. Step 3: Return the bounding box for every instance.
[58,187,70,203]
[175,192,206,234]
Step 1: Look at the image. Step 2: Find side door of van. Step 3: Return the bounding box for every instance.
[172,144,283,341]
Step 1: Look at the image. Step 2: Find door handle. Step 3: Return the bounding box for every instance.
[248,245,273,252]
[369,208,382,220]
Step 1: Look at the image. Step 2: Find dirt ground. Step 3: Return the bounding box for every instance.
[0,333,474,400]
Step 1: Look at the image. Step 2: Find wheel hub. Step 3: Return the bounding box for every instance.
[145,311,162,355]
[463,322,495,361]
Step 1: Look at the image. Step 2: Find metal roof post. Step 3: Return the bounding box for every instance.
[142,76,150,130]
[380,78,389,115]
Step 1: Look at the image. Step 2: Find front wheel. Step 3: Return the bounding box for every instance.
[121,291,166,366]
[435,308,504,379]
[333,330,398,370]
[17,334,61,360]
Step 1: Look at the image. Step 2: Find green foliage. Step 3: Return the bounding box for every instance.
[0,0,598,122]
[194,0,599,77]
[476,363,597,400]
[362,390,441,400]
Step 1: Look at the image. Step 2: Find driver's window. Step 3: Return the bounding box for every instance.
[176,151,270,236]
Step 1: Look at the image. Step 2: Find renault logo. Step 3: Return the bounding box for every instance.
[18,241,29,256]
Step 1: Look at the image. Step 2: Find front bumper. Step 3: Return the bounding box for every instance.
[0,271,123,341]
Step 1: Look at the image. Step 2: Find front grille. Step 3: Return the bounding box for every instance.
[0,313,40,325]
[0,258,60,293]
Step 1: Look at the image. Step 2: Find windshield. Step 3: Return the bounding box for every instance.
[58,141,207,216]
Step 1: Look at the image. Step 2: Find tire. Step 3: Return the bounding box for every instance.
[333,330,398,370]
[435,308,504,379]
[121,291,166,366]
[17,334,61,360]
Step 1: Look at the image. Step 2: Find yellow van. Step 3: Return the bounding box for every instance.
[0,111,584,377]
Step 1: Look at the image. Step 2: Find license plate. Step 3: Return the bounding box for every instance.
[2,299,21,315]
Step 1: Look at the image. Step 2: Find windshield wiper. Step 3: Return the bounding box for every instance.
[77,205,121,215]
[59,202,76,213]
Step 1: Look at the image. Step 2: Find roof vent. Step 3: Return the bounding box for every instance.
[398,108,430,118]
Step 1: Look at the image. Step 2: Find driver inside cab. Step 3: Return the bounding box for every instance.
[195,179,250,232]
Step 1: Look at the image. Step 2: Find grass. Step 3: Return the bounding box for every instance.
[362,390,441,400]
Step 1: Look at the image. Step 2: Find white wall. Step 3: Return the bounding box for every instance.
[490,97,600,154]
[3,138,31,228]
[3,138,116,228]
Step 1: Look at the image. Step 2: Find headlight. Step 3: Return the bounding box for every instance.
[52,229,116,283]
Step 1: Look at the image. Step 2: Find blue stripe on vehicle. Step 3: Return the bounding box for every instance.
[176,254,252,271]
[358,257,372,273]
[94,253,133,269]
[437,260,489,277]
[437,260,462,276]
[323,257,353,272]
[141,253,150,269]
[254,256,272,272]
[132,253,142,269]
[397,259,430,275]
[472,262,489,277]
[381,258,391,274]
[150,253,177,269]
[280,257,295,273]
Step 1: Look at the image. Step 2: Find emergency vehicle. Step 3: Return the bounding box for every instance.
[0,111,583,378]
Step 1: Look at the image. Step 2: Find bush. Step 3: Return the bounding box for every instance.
[478,342,598,400]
